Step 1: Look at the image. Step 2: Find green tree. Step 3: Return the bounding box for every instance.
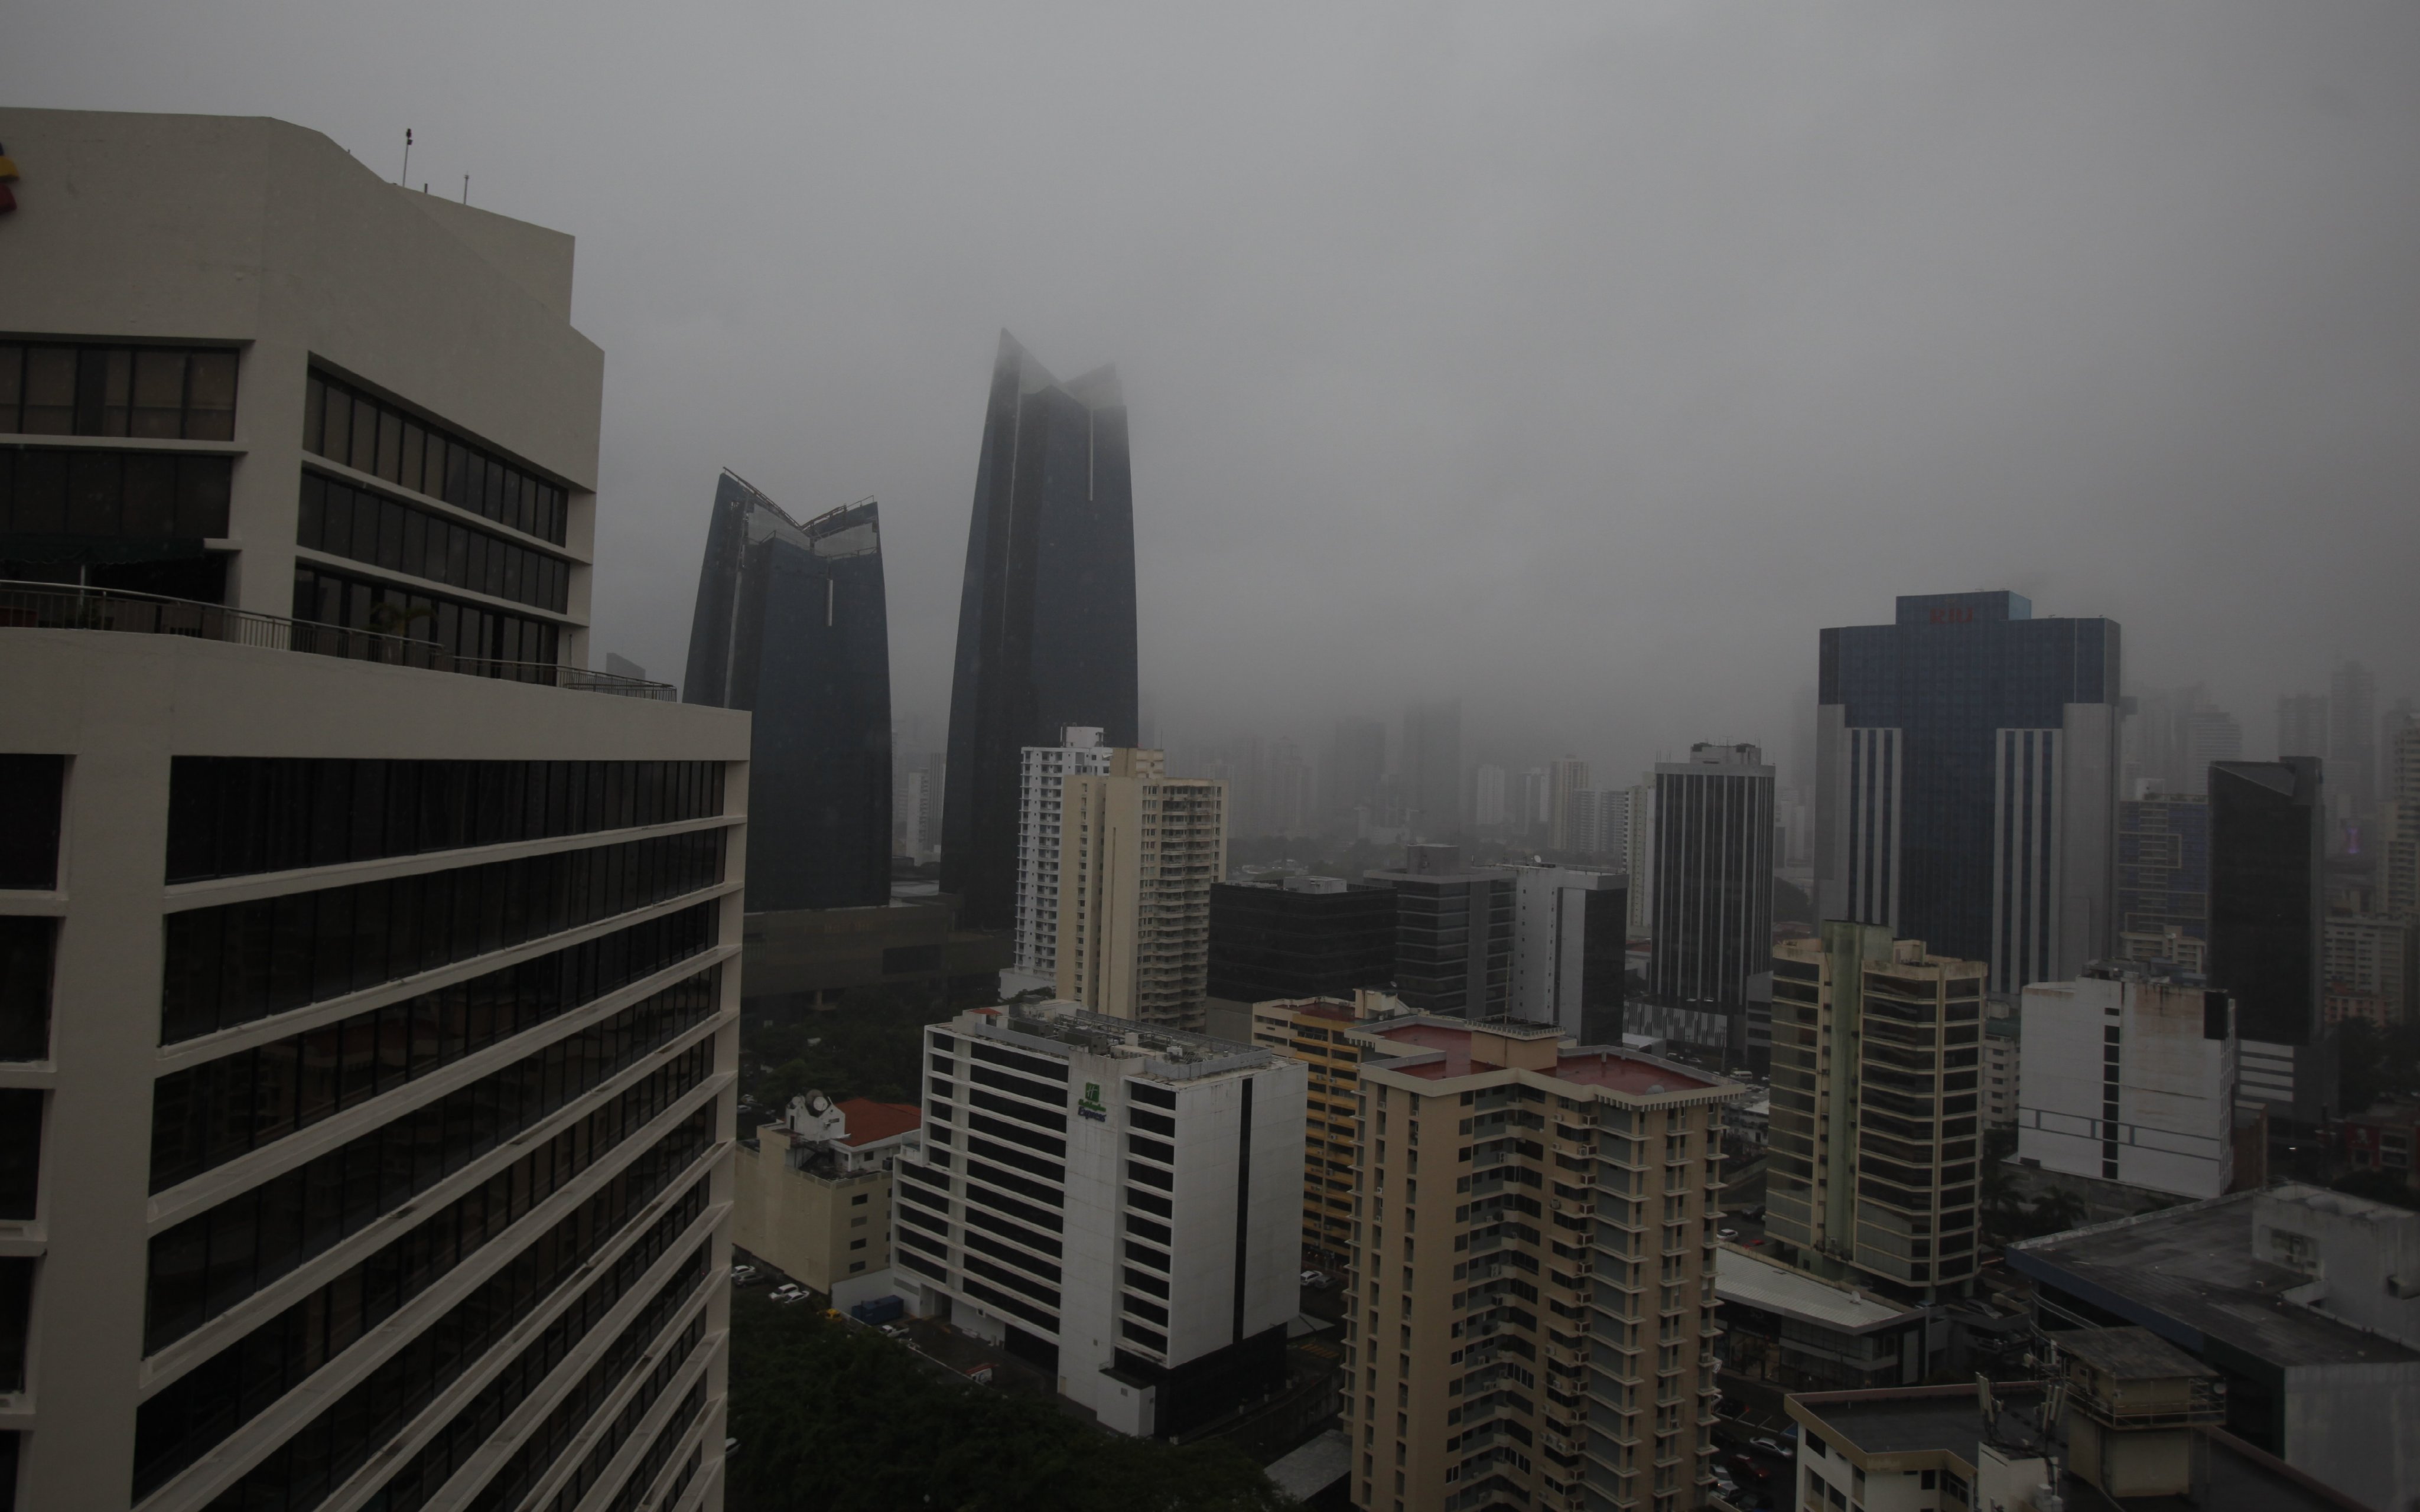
[726,1295,1297,1512]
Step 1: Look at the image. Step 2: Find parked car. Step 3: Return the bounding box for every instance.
[1726,1453,1772,1481]
[1717,1227,1740,1240]
[1751,1436,1790,1457]
[1300,1270,1329,1291]
[879,1323,909,1340]
[769,1283,805,1303]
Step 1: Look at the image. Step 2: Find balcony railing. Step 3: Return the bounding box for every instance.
[0,580,676,698]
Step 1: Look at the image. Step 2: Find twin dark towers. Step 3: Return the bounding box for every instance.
[682,332,1138,927]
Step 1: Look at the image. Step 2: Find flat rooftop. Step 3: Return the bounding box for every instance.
[1716,1245,1924,1334]
[2009,1194,2420,1371]
[1794,1387,2368,1512]
[1365,1024,1722,1095]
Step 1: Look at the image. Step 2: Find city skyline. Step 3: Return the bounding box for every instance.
[12,9,2415,786]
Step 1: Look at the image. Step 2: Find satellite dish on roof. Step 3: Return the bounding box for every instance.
[805,1090,832,1116]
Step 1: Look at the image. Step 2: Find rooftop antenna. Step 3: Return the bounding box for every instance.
[461,174,469,206]
[399,128,412,187]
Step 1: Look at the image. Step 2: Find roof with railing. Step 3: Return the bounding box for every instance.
[0,579,676,698]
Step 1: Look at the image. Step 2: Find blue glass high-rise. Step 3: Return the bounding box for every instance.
[941,333,1139,931]
[683,471,891,911]
[1816,591,2121,993]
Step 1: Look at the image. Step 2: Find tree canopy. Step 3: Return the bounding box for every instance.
[724,1295,1300,1512]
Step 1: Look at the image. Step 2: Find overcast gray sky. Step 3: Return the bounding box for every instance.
[12,2,2419,780]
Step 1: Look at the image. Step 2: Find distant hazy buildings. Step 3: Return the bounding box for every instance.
[2332,659,2378,820]
[1507,863,1627,1041]
[684,472,891,910]
[1364,843,1513,1017]
[1624,775,1657,938]
[1474,762,1509,828]
[2018,966,2237,1200]
[2277,692,2330,762]
[2116,793,2210,967]
[1011,728,1115,988]
[1056,750,1224,1029]
[1651,743,1775,1048]
[1401,698,1464,840]
[1816,591,2121,995]
[2323,913,2415,1029]
[1546,755,1590,850]
[2181,708,2244,796]
[2208,758,2332,1120]
[942,333,1139,932]
[2390,721,2420,918]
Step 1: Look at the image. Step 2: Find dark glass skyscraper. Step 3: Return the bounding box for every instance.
[2208,758,2324,1045]
[942,333,1139,931]
[1650,742,1775,1057]
[1816,591,2122,994]
[684,471,891,911]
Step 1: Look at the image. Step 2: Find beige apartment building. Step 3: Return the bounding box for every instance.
[1767,924,1989,1299]
[1246,989,1402,1262]
[1055,750,1225,1029]
[733,1094,920,1306]
[0,108,743,1512]
[1342,1018,1741,1512]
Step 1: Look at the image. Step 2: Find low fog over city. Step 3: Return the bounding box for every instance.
[14,3,2419,780]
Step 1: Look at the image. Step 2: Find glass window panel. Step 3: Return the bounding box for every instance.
[297,471,327,550]
[465,532,487,597]
[402,507,427,581]
[10,450,64,532]
[66,449,120,535]
[73,348,113,435]
[21,347,75,434]
[303,374,326,454]
[132,349,187,439]
[0,344,21,430]
[323,387,352,465]
[376,412,403,483]
[183,350,238,442]
[482,459,504,522]
[399,421,425,494]
[99,347,135,436]
[174,457,232,537]
[122,455,178,536]
[349,396,380,474]
[500,542,523,604]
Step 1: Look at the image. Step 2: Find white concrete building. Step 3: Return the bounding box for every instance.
[0,109,745,1512]
[2018,966,2236,1200]
[1009,728,1115,989]
[1983,1003,2022,1126]
[1622,776,1656,939]
[891,1001,1304,1438]
[1506,862,1627,1041]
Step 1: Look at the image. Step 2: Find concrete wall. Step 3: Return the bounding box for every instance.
[0,627,749,1511]
[731,1129,891,1296]
[2280,1359,2420,1512]
[0,107,603,654]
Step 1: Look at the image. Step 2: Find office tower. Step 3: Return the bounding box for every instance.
[2116,793,2210,964]
[1324,718,1388,829]
[0,109,743,1512]
[2331,660,2377,817]
[1546,757,1592,850]
[2389,722,2420,918]
[1362,844,1514,1016]
[1056,751,1224,1029]
[1650,744,1776,1051]
[2181,708,2244,796]
[1401,699,1465,840]
[1519,767,1551,839]
[1010,728,1116,988]
[902,764,941,860]
[1341,1018,1742,1512]
[1474,764,1510,828]
[2277,692,2329,761]
[1625,777,1657,937]
[682,472,890,910]
[941,332,1139,932]
[1593,787,1634,862]
[1816,591,2121,995]
[2017,966,2237,1200]
[1205,876,1396,1025]
[1507,864,1628,1041]
[2208,759,2330,1120]
[734,1093,922,1308]
[1244,990,1400,1262]
[1767,923,1988,1297]
[891,1002,1305,1437]
[2321,914,2415,1029]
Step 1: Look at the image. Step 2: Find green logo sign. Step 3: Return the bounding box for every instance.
[1078,1081,1107,1122]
